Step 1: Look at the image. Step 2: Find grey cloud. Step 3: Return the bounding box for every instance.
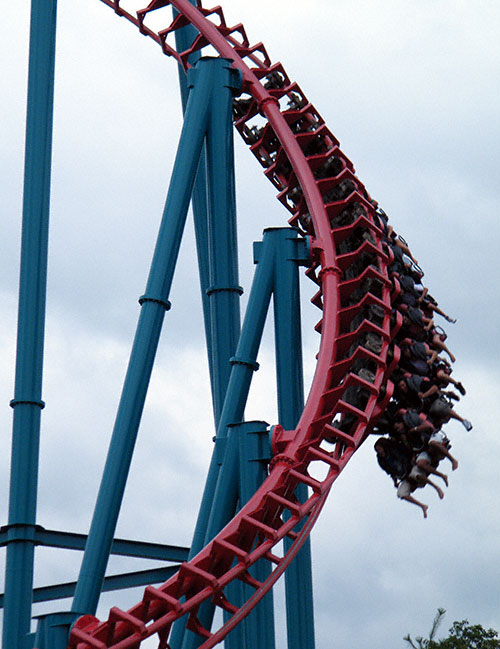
[1,1,499,647]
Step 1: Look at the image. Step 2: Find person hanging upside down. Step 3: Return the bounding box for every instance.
[427,430,459,470]
[397,465,444,518]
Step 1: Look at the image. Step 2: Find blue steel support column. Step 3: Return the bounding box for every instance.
[272,229,315,649]
[32,612,78,649]
[205,63,242,424]
[230,420,275,649]
[177,59,241,556]
[70,59,216,618]
[3,1,58,647]
[173,14,217,417]
[174,13,242,428]
[169,58,242,649]
[181,231,276,649]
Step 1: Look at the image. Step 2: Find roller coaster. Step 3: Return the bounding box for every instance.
[1,1,465,648]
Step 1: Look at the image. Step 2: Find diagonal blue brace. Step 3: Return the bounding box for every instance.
[181,228,312,649]
[173,10,217,418]
[169,55,242,649]
[180,227,276,649]
[70,57,241,619]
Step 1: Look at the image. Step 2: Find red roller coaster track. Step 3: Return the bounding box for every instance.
[68,1,398,647]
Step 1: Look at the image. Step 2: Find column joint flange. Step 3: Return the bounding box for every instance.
[9,398,45,409]
[138,295,172,311]
[229,356,260,371]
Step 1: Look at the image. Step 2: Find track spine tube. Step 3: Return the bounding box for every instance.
[70,58,214,618]
[60,4,401,648]
[3,1,58,647]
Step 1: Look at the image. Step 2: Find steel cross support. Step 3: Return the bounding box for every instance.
[205,78,242,425]
[69,57,242,620]
[173,10,217,418]
[169,48,243,649]
[179,52,243,552]
[174,3,242,427]
[180,227,276,649]
[2,1,58,647]
[180,228,311,649]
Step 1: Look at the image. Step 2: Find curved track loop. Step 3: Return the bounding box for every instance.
[68,2,397,647]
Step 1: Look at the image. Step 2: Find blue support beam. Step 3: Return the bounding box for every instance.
[169,58,242,649]
[0,565,181,608]
[0,526,189,562]
[205,68,242,425]
[70,58,231,619]
[233,420,275,649]
[271,230,316,649]
[180,58,242,559]
[31,612,78,649]
[181,228,277,649]
[3,1,58,647]
[173,12,219,420]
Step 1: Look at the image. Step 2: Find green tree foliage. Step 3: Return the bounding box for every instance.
[404,608,446,649]
[404,609,500,649]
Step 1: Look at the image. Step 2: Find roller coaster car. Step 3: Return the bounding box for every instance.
[336,226,376,255]
[263,70,285,89]
[313,154,344,180]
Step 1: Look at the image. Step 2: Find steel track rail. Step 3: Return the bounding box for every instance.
[67,2,395,647]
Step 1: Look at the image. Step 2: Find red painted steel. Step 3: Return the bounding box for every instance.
[65,2,399,648]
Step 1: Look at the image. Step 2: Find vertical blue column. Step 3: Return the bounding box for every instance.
[231,420,275,649]
[173,11,216,416]
[272,229,315,649]
[174,13,242,428]
[205,60,242,424]
[32,612,77,649]
[181,232,276,649]
[70,59,214,618]
[179,60,242,560]
[3,1,58,647]
[170,58,242,649]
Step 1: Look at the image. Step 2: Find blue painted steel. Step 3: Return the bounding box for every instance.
[234,420,275,649]
[0,565,181,608]
[173,13,217,417]
[181,229,276,649]
[2,1,58,647]
[185,58,242,556]
[33,612,80,649]
[70,59,220,618]
[174,12,243,427]
[169,58,242,649]
[215,430,245,649]
[188,54,242,563]
[205,66,242,424]
[0,526,189,561]
[272,229,316,649]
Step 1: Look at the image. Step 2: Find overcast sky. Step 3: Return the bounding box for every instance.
[1,1,500,648]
